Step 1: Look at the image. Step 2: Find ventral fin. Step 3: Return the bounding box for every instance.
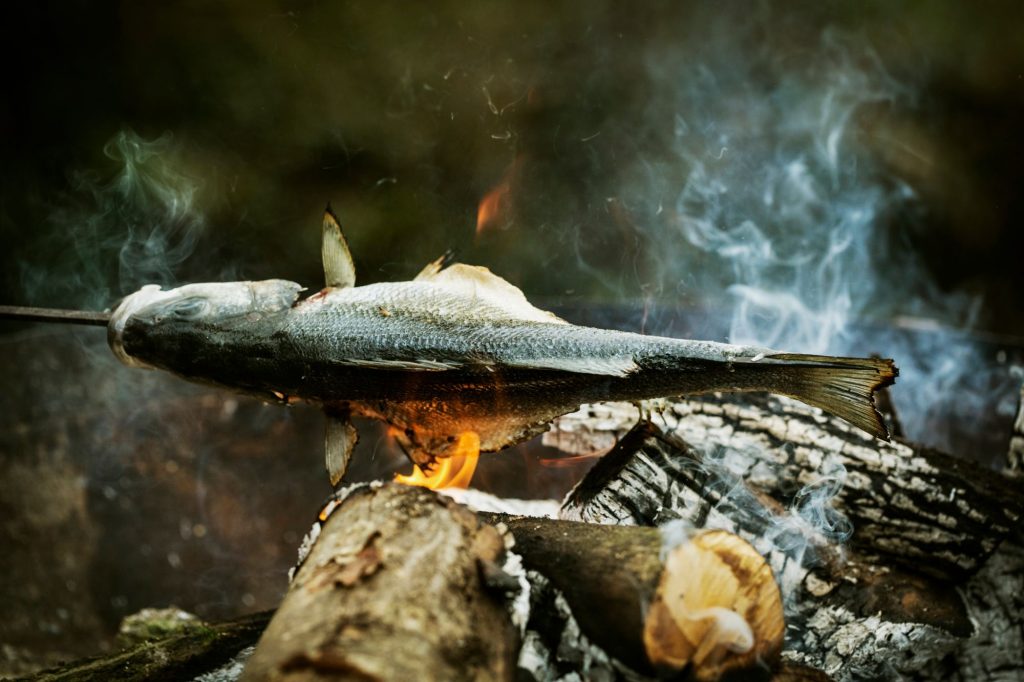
[322,205,356,289]
[414,249,456,281]
[325,408,358,487]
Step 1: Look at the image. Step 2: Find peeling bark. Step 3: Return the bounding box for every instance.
[241,483,518,682]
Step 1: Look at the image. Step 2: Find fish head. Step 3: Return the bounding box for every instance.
[109,280,303,370]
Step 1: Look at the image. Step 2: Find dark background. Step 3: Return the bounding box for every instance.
[1,1,1022,674]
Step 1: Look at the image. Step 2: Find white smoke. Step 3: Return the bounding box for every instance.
[626,26,1017,455]
[690,443,852,616]
[660,30,908,353]
[20,129,206,310]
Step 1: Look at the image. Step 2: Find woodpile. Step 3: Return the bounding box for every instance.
[546,393,1022,680]
[27,388,1023,681]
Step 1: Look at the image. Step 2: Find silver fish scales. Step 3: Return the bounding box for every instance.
[109,209,897,486]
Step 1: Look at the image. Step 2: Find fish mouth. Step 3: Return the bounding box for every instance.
[107,284,176,369]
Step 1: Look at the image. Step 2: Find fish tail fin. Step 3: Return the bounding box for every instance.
[765,353,898,440]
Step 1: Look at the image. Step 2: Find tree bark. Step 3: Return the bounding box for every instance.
[481,513,785,681]
[550,415,974,681]
[26,611,270,682]
[240,483,518,682]
[549,393,1020,580]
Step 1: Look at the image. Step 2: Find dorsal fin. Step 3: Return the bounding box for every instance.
[419,263,568,325]
[322,205,356,288]
[414,250,456,281]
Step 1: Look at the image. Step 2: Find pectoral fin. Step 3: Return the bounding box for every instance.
[325,409,359,487]
[322,206,356,289]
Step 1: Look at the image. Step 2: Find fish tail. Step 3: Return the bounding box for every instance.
[765,353,898,440]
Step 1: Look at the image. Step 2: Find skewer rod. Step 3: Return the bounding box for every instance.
[0,305,111,327]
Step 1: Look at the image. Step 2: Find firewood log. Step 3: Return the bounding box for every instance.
[479,512,785,681]
[240,483,519,682]
[25,611,269,681]
[549,393,1020,580]
[551,418,973,681]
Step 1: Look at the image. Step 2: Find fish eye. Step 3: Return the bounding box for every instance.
[169,297,209,319]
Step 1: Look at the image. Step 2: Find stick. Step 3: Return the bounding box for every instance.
[26,611,270,681]
[0,305,110,327]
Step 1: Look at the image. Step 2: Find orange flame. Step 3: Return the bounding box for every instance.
[476,181,511,235]
[394,431,480,490]
[476,156,523,236]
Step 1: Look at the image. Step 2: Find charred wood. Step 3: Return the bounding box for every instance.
[918,540,1024,682]
[549,394,1020,580]
[240,483,518,682]
[553,417,973,680]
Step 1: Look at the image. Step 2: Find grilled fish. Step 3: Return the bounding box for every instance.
[109,209,897,486]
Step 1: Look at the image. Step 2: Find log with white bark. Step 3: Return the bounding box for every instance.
[551,413,976,681]
[549,393,1020,580]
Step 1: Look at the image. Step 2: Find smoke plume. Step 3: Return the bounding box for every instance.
[20,129,206,310]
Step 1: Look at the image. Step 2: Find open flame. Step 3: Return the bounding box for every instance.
[476,181,511,235]
[475,156,522,236]
[394,431,480,490]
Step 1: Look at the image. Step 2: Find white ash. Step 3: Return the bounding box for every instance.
[440,487,560,517]
[923,542,1024,681]
[496,526,532,635]
[517,631,557,681]
[518,569,651,682]
[287,522,321,583]
[784,604,959,681]
[288,481,381,581]
[190,645,254,682]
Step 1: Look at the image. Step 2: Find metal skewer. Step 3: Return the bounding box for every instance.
[0,305,111,327]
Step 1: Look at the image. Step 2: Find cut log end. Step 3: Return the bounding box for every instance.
[644,530,784,681]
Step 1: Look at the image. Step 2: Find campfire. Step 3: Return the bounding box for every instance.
[4,154,1022,682]
[4,5,1023,682]
[24,381,1022,681]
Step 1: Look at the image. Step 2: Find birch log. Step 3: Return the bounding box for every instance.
[548,393,1020,580]
[552,415,973,680]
